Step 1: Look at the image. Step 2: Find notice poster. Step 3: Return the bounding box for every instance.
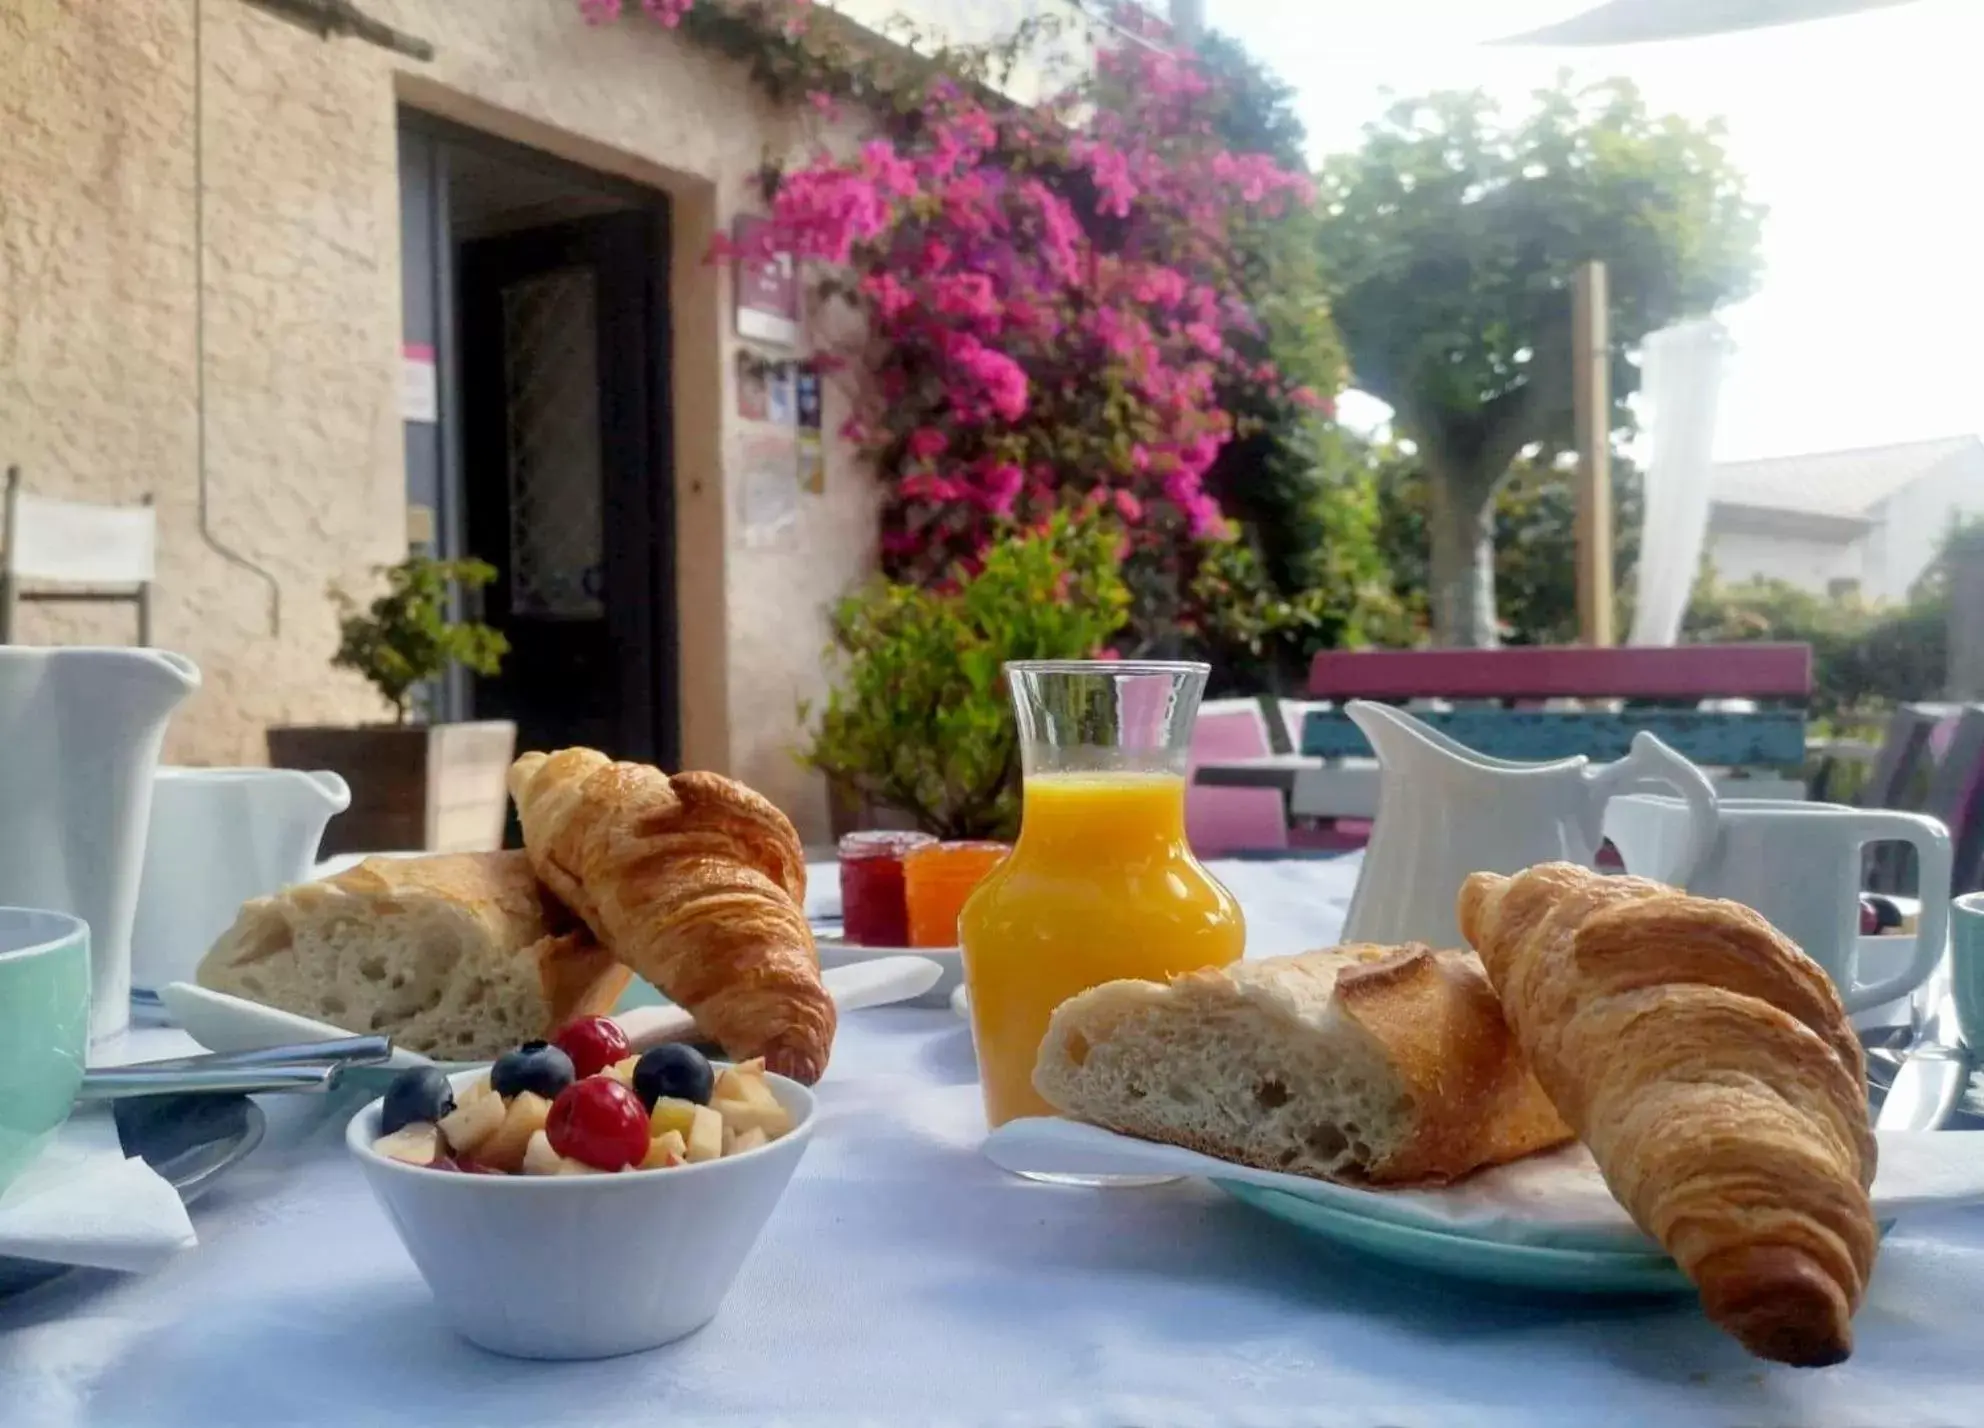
[797,433,825,495]
[739,431,799,547]
[732,215,799,346]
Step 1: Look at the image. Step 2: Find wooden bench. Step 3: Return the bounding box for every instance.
[1299,644,1813,769]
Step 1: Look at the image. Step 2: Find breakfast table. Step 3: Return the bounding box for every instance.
[7,854,1984,1428]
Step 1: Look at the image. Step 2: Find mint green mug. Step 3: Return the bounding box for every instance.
[0,909,91,1192]
[1953,894,1984,1053]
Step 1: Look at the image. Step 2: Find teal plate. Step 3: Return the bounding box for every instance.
[1217,1183,1899,1297]
[1215,1180,1694,1296]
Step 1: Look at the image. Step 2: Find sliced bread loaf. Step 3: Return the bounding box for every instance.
[1031,943,1572,1186]
[195,852,630,1060]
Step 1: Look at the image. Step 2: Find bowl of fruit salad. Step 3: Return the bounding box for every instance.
[346,1016,815,1360]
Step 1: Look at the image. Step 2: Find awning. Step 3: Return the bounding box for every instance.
[1495,0,1923,45]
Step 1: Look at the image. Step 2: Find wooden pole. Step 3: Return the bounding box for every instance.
[1573,260,1615,647]
[1949,530,1984,700]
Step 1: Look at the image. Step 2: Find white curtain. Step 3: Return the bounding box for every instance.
[1629,318,1730,648]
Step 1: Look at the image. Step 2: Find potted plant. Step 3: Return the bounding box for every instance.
[801,511,1130,841]
[268,555,513,855]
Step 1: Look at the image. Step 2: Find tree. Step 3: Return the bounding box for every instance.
[1317,78,1765,645]
[1375,445,1645,646]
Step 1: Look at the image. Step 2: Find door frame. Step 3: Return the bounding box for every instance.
[396,108,679,768]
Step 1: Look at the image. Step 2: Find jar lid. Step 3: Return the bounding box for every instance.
[837,830,937,860]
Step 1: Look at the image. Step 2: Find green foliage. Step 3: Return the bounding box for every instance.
[1373,444,1644,645]
[1683,574,1948,728]
[1190,30,1388,651]
[1187,454,1413,694]
[330,556,508,724]
[799,511,1130,839]
[1317,77,1764,642]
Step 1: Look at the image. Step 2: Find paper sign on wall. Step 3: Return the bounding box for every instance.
[797,433,825,495]
[733,215,800,347]
[400,342,438,424]
[740,431,800,548]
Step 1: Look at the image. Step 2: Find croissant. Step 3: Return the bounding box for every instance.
[508,748,836,1083]
[1458,862,1876,1368]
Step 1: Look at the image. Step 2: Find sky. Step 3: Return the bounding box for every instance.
[1197,0,1984,463]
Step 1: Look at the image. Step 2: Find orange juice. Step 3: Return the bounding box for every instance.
[958,771,1244,1128]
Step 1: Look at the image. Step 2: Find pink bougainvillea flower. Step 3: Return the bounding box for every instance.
[596,0,1319,600]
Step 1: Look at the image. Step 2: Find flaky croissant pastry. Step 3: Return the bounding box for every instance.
[509,748,836,1083]
[1459,862,1876,1368]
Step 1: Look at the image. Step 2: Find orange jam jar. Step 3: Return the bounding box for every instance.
[902,841,1011,948]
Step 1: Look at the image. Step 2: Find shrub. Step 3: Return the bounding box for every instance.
[330,555,508,724]
[799,511,1130,839]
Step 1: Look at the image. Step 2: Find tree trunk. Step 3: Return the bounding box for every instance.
[1426,469,1499,648]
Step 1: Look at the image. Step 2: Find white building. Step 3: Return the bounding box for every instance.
[1704,435,1984,603]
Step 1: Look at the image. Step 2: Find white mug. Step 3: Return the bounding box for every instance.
[1604,796,1952,1014]
[130,767,350,998]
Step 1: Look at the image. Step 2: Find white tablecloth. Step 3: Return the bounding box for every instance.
[7,857,1984,1428]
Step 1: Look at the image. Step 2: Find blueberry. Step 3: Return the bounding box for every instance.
[490,1040,575,1100]
[632,1044,716,1108]
[380,1066,457,1136]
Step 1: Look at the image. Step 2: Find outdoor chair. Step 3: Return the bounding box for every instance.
[0,465,158,645]
[1186,699,1290,858]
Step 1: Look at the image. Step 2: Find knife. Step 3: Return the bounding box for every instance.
[1876,973,1970,1132]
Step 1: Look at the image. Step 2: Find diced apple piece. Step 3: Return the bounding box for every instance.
[685,1104,724,1163]
[458,1075,497,1106]
[522,1129,564,1176]
[438,1086,506,1157]
[729,1126,768,1154]
[649,1096,698,1140]
[641,1129,688,1169]
[476,1090,552,1173]
[606,1055,641,1087]
[712,1094,793,1141]
[731,1067,781,1109]
[712,1058,767,1101]
[374,1122,445,1166]
[556,1156,600,1175]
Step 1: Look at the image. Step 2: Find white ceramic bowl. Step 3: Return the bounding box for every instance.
[347,1067,816,1359]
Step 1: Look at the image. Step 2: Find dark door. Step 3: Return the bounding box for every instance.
[458,210,676,776]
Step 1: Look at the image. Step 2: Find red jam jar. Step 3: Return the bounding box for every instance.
[837,830,936,947]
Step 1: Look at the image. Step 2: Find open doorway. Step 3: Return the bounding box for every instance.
[398,112,678,788]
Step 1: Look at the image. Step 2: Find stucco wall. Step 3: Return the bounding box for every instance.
[1,0,880,840]
[1702,524,1863,594]
[1,0,404,756]
[1864,450,1984,605]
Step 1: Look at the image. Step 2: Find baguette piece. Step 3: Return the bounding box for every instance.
[508,749,836,1083]
[1032,944,1573,1186]
[196,852,630,1061]
[1458,862,1877,1368]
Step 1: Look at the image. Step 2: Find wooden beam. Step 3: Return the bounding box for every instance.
[1573,260,1615,646]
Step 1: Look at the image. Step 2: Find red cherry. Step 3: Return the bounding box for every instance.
[547,1078,650,1171]
[552,1015,632,1080]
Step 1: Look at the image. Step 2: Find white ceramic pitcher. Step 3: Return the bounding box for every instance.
[131,766,352,998]
[1340,700,1720,949]
[0,646,201,1042]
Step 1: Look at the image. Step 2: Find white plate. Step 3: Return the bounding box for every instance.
[815,938,960,1007]
[163,956,945,1066]
[983,1116,1984,1254]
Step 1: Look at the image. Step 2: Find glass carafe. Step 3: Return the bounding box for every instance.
[959,661,1245,1137]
